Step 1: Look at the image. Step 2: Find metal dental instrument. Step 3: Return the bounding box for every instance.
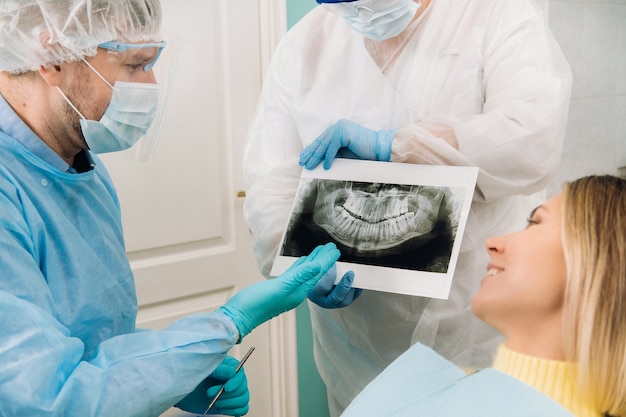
[201,346,255,416]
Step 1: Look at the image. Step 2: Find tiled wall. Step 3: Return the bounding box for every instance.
[546,0,626,193]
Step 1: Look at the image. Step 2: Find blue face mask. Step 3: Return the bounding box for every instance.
[57,60,160,154]
[330,0,420,41]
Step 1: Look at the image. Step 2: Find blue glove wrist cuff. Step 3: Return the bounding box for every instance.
[376,128,397,162]
[218,306,250,342]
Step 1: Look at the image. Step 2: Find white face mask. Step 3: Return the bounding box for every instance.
[329,0,421,41]
[57,60,160,154]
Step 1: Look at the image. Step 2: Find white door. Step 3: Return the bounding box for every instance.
[100,1,294,416]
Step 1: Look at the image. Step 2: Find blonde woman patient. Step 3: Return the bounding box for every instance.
[340,175,626,417]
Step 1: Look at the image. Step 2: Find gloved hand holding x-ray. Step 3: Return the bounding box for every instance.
[175,242,340,415]
[219,242,340,339]
[299,119,397,170]
[307,264,362,308]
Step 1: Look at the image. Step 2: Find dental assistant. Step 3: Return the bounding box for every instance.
[243,0,573,415]
[0,1,341,416]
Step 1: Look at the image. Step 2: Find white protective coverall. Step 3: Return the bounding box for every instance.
[243,0,572,415]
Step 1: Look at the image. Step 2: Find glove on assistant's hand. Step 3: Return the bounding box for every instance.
[219,242,340,339]
[175,355,249,416]
[299,119,397,170]
[307,265,362,308]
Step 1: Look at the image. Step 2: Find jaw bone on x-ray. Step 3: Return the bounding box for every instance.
[280,179,460,273]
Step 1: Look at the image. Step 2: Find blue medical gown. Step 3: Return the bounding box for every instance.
[0,131,238,416]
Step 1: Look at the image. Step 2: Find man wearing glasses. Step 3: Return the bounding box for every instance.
[0,1,343,415]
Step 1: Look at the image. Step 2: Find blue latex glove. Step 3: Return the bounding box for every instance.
[175,355,249,416]
[299,119,397,170]
[307,265,362,308]
[219,242,341,339]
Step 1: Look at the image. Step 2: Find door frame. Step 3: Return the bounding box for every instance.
[257,2,299,417]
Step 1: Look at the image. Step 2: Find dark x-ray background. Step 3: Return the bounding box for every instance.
[280,179,464,273]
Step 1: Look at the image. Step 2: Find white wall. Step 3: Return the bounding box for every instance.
[546,0,626,193]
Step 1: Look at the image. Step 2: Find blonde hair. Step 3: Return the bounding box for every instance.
[561,175,626,416]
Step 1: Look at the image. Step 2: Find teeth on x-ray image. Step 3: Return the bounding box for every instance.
[280,178,463,273]
[312,181,447,252]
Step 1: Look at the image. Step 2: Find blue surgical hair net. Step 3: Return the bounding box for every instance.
[0,0,162,74]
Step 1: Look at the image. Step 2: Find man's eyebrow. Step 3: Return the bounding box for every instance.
[127,49,157,63]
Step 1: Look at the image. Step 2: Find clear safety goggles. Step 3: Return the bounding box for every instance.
[323,0,408,20]
[98,40,167,72]
[96,35,181,161]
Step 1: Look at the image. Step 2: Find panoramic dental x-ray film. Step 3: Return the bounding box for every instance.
[271,160,478,299]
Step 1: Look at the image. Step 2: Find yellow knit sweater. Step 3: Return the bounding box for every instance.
[492,345,601,417]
